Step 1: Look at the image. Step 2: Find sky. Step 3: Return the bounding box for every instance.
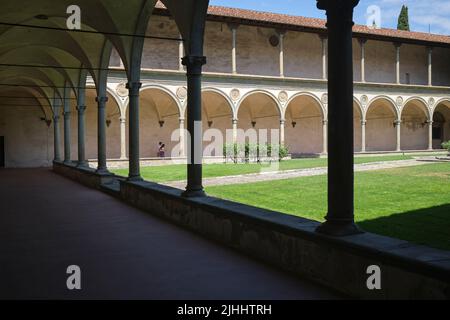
[209,0,450,36]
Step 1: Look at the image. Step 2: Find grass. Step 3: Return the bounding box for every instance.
[111,154,414,183]
[206,163,450,251]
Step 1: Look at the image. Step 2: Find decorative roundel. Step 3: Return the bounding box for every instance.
[230,89,241,102]
[428,97,435,107]
[360,95,368,106]
[278,91,288,103]
[176,87,187,100]
[396,96,404,107]
[116,83,129,98]
[321,93,328,105]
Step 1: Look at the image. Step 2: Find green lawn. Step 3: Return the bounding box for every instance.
[206,163,450,251]
[112,154,413,183]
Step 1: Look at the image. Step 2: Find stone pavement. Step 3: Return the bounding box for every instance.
[0,168,338,299]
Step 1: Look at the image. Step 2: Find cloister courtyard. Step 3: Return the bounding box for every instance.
[111,153,450,251]
[2,0,450,300]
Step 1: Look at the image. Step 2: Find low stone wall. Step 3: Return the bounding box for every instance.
[53,161,116,189]
[54,162,450,299]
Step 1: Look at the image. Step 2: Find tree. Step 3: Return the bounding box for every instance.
[397,5,410,31]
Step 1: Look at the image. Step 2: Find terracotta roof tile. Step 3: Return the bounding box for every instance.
[155,2,450,46]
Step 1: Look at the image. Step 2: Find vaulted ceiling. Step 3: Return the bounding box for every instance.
[0,0,209,118]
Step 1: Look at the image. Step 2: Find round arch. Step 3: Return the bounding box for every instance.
[138,86,182,158]
[432,98,450,149]
[284,92,325,155]
[400,97,430,150]
[236,90,282,119]
[365,96,399,151]
[235,90,282,146]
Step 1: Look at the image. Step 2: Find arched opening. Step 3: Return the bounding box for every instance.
[400,99,429,150]
[285,94,324,155]
[85,89,122,160]
[366,98,397,151]
[0,90,53,167]
[201,90,233,155]
[433,100,450,149]
[237,92,280,146]
[137,87,180,158]
[354,100,363,152]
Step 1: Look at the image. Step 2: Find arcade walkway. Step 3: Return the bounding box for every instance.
[0,169,338,299]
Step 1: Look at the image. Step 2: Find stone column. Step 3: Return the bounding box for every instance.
[63,110,71,164]
[395,43,401,84]
[53,112,62,162]
[232,119,238,144]
[322,120,328,154]
[320,35,328,80]
[428,47,433,87]
[361,120,367,153]
[229,24,239,75]
[182,55,206,197]
[316,0,362,236]
[179,118,186,157]
[277,30,286,77]
[427,120,433,150]
[280,119,285,146]
[395,120,402,152]
[127,81,142,181]
[77,106,87,166]
[96,96,108,173]
[359,39,366,83]
[119,116,127,160]
[179,35,184,72]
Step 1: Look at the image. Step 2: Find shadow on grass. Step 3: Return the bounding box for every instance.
[358,204,450,251]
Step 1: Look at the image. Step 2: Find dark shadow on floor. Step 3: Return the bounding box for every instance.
[358,204,450,251]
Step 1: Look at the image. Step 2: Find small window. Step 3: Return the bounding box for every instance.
[405,73,411,84]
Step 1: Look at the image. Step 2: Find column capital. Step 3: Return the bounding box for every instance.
[232,119,238,125]
[280,119,286,125]
[393,42,402,49]
[361,120,367,126]
[323,119,328,125]
[182,55,207,75]
[358,38,367,45]
[119,117,127,124]
[426,120,434,125]
[318,34,328,41]
[63,111,71,117]
[76,105,87,113]
[394,120,402,126]
[96,96,109,104]
[227,23,240,31]
[126,82,142,95]
[179,118,185,124]
[427,46,434,53]
[317,0,359,25]
[276,29,287,36]
[53,115,60,121]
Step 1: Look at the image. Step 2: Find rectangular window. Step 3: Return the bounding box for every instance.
[432,127,442,140]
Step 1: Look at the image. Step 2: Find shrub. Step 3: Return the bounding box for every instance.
[442,140,450,152]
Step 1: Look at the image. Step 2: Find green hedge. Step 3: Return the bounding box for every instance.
[223,143,289,163]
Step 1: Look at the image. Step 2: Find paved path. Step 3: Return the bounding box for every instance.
[0,169,338,299]
[165,159,433,188]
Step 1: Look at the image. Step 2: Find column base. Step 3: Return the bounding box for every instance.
[127,175,143,182]
[77,161,88,168]
[95,168,110,175]
[182,188,206,198]
[316,220,363,237]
